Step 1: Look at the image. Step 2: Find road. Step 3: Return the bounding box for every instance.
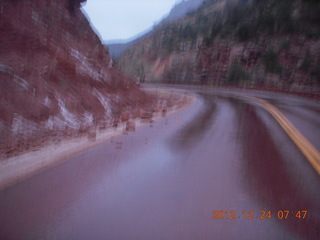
[0,86,320,240]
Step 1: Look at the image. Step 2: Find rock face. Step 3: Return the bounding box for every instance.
[117,0,320,92]
[0,0,151,156]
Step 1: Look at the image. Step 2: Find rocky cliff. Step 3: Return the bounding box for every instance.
[117,0,320,93]
[0,0,152,157]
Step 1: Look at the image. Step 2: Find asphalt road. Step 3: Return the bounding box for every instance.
[1,86,320,240]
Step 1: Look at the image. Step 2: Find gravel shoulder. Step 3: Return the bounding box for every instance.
[0,89,195,190]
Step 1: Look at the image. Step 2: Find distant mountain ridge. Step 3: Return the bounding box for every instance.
[106,0,206,58]
[106,42,133,59]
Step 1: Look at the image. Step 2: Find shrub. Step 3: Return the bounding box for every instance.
[210,21,222,38]
[227,63,251,84]
[263,50,282,73]
[299,51,311,73]
[202,36,213,47]
[236,22,254,41]
[311,56,320,83]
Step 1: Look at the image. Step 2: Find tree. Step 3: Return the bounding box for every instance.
[227,63,251,84]
[263,50,282,73]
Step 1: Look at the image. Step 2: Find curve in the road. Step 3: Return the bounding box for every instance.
[239,95,320,175]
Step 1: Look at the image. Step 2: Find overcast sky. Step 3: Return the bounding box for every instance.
[81,0,180,43]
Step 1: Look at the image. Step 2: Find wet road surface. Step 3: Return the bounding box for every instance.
[1,86,320,239]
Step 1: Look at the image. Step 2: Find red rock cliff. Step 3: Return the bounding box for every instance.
[0,0,151,156]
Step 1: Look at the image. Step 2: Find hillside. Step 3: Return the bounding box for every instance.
[106,42,132,58]
[117,0,320,92]
[106,0,205,58]
[163,0,205,22]
[0,0,153,158]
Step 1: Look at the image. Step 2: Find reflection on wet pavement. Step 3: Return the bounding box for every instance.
[171,94,217,149]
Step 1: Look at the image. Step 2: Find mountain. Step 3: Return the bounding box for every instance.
[106,0,206,58]
[0,0,152,157]
[164,0,205,22]
[106,42,133,59]
[117,0,320,92]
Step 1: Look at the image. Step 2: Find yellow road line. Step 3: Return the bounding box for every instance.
[239,96,320,175]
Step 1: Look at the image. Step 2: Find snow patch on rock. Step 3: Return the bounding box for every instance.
[83,111,93,126]
[43,96,51,107]
[70,47,102,82]
[0,63,13,73]
[93,88,111,116]
[45,116,68,130]
[13,75,29,91]
[12,114,38,136]
[57,97,80,129]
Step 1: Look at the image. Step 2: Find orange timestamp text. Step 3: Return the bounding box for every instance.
[211,210,308,220]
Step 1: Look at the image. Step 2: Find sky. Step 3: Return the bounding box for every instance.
[81,0,180,43]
